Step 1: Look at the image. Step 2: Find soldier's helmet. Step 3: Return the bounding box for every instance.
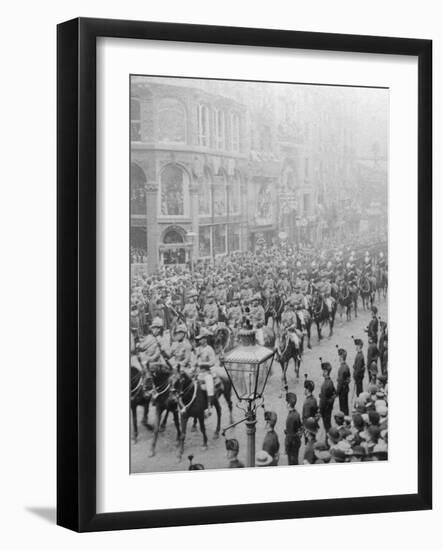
[264,410,278,427]
[304,416,318,434]
[151,317,164,329]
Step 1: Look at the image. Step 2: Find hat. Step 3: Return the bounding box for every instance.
[196,328,211,340]
[367,425,381,441]
[286,392,297,407]
[334,411,345,422]
[175,324,187,334]
[368,410,380,425]
[354,338,363,346]
[151,317,164,328]
[225,438,239,453]
[376,405,388,417]
[328,427,341,444]
[321,362,332,373]
[371,306,378,314]
[337,347,347,359]
[314,442,331,462]
[255,450,273,466]
[264,411,277,426]
[351,445,366,458]
[304,417,318,434]
[304,379,315,392]
[251,293,262,302]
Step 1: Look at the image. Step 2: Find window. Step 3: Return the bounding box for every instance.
[228,174,241,215]
[213,181,227,216]
[197,104,210,147]
[199,226,211,257]
[231,113,240,152]
[160,164,187,216]
[213,225,227,255]
[130,163,146,215]
[198,170,212,217]
[163,228,184,244]
[228,224,241,252]
[214,108,226,150]
[157,98,186,143]
[131,98,141,141]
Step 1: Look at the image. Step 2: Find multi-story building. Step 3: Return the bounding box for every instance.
[131,78,388,274]
[130,77,248,273]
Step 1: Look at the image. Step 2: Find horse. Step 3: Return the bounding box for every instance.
[376,267,388,300]
[190,366,235,438]
[130,363,152,442]
[174,370,209,460]
[337,281,353,322]
[359,275,372,311]
[147,362,181,457]
[276,328,303,395]
[311,292,337,341]
[295,307,312,349]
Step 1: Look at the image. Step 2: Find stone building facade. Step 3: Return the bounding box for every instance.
[130,78,249,273]
[131,77,387,273]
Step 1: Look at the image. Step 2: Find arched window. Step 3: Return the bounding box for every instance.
[213,172,227,216]
[130,163,146,215]
[131,98,141,141]
[197,104,210,147]
[230,112,240,152]
[163,228,184,244]
[228,172,241,215]
[160,164,188,216]
[214,108,226,150]
[157,98,186,143]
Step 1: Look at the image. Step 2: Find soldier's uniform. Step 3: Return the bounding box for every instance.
[214,284,228,304]
[284,393,302,465]
[367,340,379,380]
[169,329,192,372]
[182,299,199,327]
[353,340,366,396]
[250,299,265,328]
[336,349,351,416]
[203,300,219,327]
[262,411,280,466]
[367,314,379,343]
[281,307,297,330]
[227,299,243,328]
[319,363,336,434]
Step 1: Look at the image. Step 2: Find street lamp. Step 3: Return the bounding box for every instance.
[220,322,275,467]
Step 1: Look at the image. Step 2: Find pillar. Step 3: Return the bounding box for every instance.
[144,182,159,274]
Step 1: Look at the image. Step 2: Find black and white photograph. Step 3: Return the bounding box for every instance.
[130,76,389,473]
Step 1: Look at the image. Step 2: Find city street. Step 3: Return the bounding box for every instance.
[131,297,387,473]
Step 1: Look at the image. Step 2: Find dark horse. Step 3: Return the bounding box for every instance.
[337,281,353,322]
[148,362,181,457]
[359,275,372,311]
[174,370,209,460]
[263,292,285,332]
[376,267,388,301]
[130,363,152,442]
[276,328,303,395]
[312,292,337,341]
[190,366,235,438]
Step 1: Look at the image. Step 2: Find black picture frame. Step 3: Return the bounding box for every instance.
[57,17,432,532]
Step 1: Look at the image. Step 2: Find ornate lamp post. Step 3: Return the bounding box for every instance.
[220,322,275,467]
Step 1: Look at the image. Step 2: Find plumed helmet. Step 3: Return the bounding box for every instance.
[304,379,315,392]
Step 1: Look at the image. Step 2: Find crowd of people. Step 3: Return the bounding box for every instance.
[130,231,389,468]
